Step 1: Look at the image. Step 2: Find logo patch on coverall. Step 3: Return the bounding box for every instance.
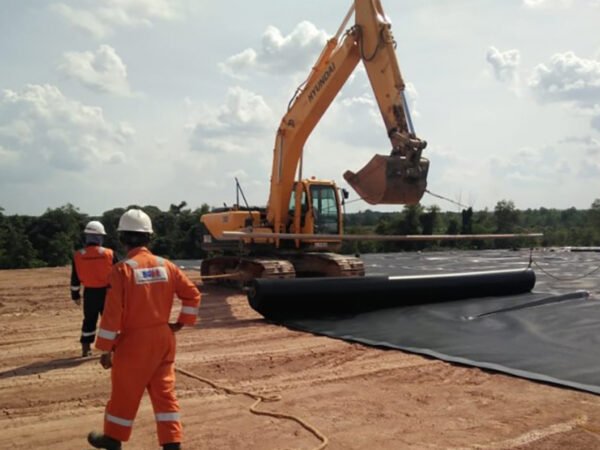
[134,266,168,284]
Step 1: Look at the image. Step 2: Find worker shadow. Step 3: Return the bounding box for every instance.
[196,285,264,329]
[0,355,96,380]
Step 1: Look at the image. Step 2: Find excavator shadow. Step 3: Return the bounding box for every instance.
[0,355,96,380]
[195,285,264,330]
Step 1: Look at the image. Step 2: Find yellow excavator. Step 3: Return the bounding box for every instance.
[200,0,430,282]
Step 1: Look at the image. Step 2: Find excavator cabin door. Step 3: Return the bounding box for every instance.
[309,184,340,235]
[288,181,341,241]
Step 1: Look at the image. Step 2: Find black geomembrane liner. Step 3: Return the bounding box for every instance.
[246,252,600,395]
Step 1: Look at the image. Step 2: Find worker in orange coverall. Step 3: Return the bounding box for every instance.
[87,209,201,450]
[70,220,116,357]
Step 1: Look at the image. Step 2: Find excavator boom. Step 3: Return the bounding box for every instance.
[343,0,429,204]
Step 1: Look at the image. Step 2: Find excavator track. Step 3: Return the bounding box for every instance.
[200,252,364,286]
[200,256,295,286]
[287,252,365,278]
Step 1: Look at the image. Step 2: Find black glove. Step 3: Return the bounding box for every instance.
[169,322,184,332]
[100,352,112,369]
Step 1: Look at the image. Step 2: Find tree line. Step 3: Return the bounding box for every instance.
[0,202,209,269]
[341,199,600,254]
[0,199,599,270]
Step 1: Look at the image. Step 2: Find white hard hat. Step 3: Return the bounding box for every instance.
[84,220,107,235]
[117,209,153,233]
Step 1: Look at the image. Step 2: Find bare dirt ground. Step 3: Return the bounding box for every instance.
[2,259,600,449]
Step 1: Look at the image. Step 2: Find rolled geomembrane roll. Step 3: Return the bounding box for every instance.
[247,268,536,320]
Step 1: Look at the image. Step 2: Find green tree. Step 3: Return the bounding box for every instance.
[591,199,600,227]
[461,207,473,234]
[173,206,208,259]
[0,212,40,269]
[376,205,423,251]
[494,200,519,233]
[26,204,86,266]
[420,205,440,235]
[100,208,126,256]
[589,199,600,245]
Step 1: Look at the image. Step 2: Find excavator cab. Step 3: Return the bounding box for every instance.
[288,180,342,236]
[344,153,430,205]
[309,183,340,234]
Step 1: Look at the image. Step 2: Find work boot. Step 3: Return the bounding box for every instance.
[87,431,122,449]
[82,342,92,357]
[163,444,181,450]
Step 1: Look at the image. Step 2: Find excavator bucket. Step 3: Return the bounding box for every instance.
[344,154,430,205]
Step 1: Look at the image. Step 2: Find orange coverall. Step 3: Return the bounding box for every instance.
[71,245,115,344]
[95,247,201,445]
[72,245,115,289]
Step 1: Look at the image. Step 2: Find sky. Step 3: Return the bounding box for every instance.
[1,0,600,216]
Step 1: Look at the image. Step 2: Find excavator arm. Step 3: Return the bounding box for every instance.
[267,5,360,233]
[267,0,429,234]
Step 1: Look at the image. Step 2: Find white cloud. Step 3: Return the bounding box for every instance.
[188,86,274,153]
[486,46,520,83]
[182,88,277,204]
[490,146,560,184]
[59,45,133,96]
[0,84,133,181]
[0,144,19,165]
[220,21,328,77]
[52,0,186,39]
[322,71,423,148]
[592,113,600,131]
[559,135,600,154]
[528,52,600,106]
[333,93,382,147]
[489,138,600,187]
[426,145,483,195]
[523,0,573,8]
[404,82,421,119]
[219,49,258,80]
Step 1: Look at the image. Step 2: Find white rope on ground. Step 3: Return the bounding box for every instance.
[175,366,329,450]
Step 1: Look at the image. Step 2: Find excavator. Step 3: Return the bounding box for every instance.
[200,0,430,283]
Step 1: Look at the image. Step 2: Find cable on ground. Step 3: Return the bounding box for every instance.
[528,248,600,282]
[198,272,242,280]
[175,366,329,450]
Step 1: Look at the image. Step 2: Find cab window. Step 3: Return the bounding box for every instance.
[309,185,339,234]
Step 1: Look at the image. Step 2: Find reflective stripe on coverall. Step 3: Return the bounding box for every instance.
[71,246,115,343]
[95,247,201,445]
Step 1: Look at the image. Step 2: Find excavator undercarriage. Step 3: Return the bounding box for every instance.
[200,252,365,286]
